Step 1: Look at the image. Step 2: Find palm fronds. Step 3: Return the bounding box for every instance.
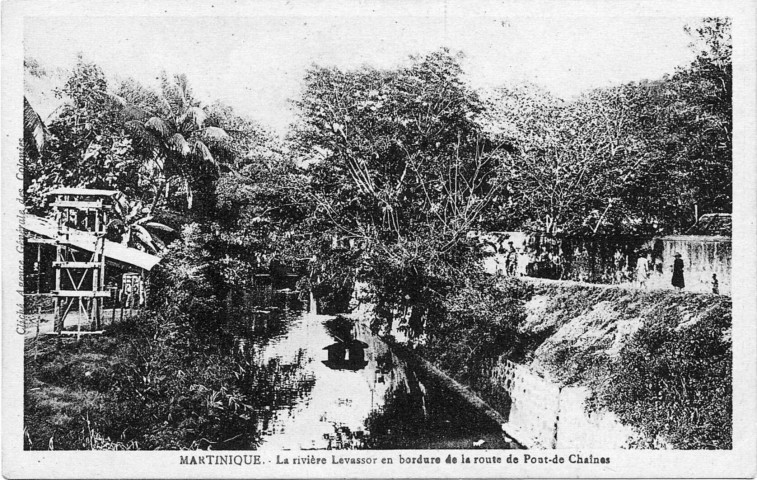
[23,96,47,159]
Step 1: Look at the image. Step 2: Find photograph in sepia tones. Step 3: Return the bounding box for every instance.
[16,12,735,456]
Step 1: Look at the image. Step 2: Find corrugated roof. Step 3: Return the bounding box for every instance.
[47,188,122,197]
[22,215,161,271]
[685,213,731,236]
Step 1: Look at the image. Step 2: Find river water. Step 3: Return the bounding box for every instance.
[236,292,516,450]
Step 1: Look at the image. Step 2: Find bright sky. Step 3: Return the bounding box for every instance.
[24,14,698,133]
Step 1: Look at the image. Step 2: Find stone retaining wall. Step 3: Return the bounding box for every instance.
[491,360,560,448]
[492,358,640,449]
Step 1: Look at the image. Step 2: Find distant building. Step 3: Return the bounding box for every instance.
[684,213,732,236]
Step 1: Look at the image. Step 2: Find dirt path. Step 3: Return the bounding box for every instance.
[512,274,722,296]
[22,308,137,338]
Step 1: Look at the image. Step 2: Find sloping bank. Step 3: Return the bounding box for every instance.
[413,278,732,449]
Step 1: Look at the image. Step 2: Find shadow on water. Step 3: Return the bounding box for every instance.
[363,351,514,449]
[216,351,316,450]
[210,291,319,450]
[227,293,515,450]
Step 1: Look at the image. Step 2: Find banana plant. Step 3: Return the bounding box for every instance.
[108,194,176,254]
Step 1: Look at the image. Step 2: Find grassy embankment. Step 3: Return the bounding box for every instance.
[23,311,314,450]
[420,279,732,449]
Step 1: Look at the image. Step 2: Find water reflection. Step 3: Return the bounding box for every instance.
[235,292,515,450]
[323,317,369,371]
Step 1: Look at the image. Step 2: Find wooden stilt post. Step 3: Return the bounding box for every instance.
[53,297,61,336]
[95,297,100,331]
[77,298,83,341]
[35,304,41,360]
[53,244,63,335]
[111,288,116,325]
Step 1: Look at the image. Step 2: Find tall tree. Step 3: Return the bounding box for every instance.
[25,57,145,212]
[669,17,732,222]
[481,82,655,236]
[294,49,507,248]
[292,49,509,334]
[605,18,732,232]
[111,73,235,213]
[213,103,310,253]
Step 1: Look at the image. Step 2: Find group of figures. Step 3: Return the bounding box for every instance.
[482,235,719,295]
[616,249,686,290]
[487,240,567,280]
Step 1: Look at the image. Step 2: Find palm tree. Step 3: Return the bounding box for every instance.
[23,96,47,160]
[107,73,234,210]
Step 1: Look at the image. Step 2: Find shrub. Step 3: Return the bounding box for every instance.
[25,309,317,450]
[421,276,532,385]
[593,300,732,449]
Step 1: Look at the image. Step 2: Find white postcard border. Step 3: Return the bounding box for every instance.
[2,1,756,478]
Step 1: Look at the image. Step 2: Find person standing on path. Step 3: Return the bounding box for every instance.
[636,250,650,288]
[505,241,518,276]
[711,273,719,295]
[672,253,685,290]
[550,248,564,280]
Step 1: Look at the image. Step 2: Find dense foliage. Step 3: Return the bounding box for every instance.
[25,223,314,450]
[290,49,515,336]
[517,282,731,448]
[26,312,315,450]
[481,18,731,235]
[420,277,533,382]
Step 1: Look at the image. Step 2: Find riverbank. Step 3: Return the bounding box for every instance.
[24,297,521,451]
[417,278,732,449]
[23,307,316,450]
[24,274,731,450]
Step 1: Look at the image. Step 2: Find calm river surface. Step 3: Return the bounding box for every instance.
[239,293,515,450]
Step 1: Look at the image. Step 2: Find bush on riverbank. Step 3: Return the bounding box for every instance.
[420,276,533,384]
[25,315,239,450]
[596,304,732,449]
[521,281,731,448]
[24,307,316,450]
